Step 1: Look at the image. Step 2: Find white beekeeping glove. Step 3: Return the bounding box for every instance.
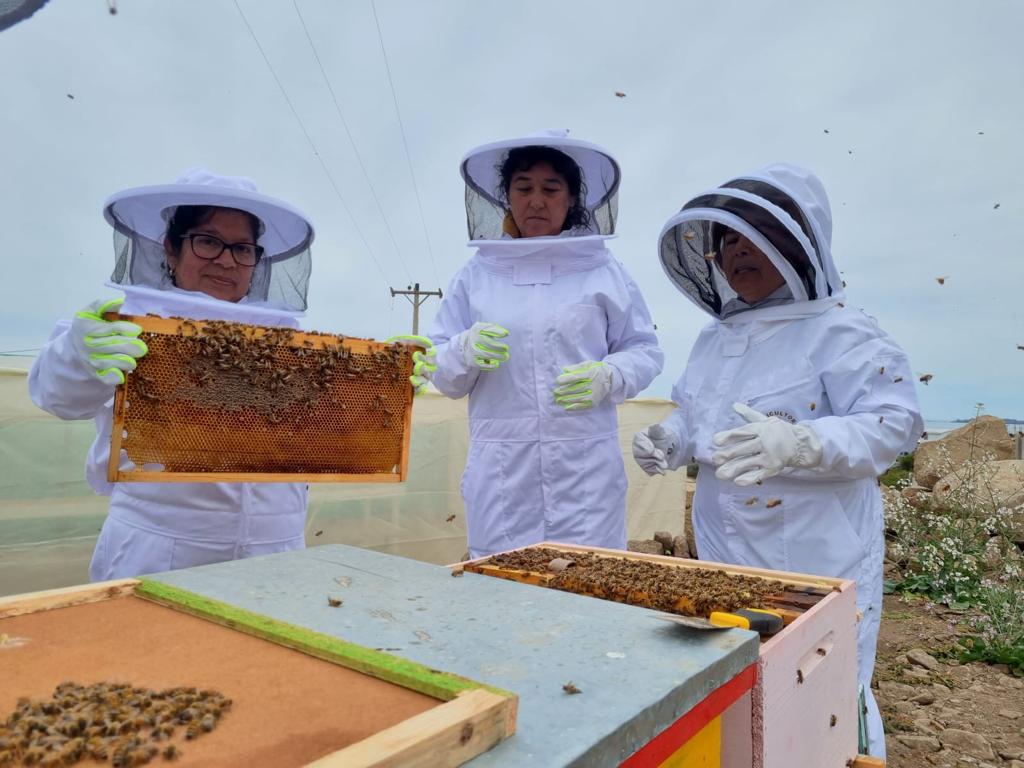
[632,423,683,476]
[458,322,510,371]
[712,403,823,486]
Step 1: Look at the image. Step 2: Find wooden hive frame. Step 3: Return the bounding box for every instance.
[0,580,518,768]
[458,541,838,627]
[107,314,417,484]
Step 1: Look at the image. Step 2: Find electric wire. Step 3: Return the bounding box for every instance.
[370,0,441,287]
[292,0,414,284]
[233,0,393,291]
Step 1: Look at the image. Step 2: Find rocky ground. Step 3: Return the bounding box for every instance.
[876,593,1024,767]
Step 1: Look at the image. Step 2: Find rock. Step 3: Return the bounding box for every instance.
[1007,761,1024,768]
[627,539,665,556]
[901,484,933,507]
[907,648,941,670]
[905,666,932,681]
[932,460,1024,539]
[913,717,940,735]
[671,535,690,559]
[898,734,942,751]
[653,531,674,553]
[932,682,951,693]
[998,709,1023,720]
[939,728,995,760]
[999,749,1024,761]
[880,680,916,698]
[913,690,937,705]
[914,415,1015,489]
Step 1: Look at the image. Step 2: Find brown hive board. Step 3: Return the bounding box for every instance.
[0,580,517,767]
[107,314,417,483]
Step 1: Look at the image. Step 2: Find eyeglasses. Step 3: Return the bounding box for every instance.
[179,233,264,267]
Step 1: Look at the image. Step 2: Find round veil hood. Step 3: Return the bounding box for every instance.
[461,129,621,241]
[103,167,315,312]
[658,163,843,320]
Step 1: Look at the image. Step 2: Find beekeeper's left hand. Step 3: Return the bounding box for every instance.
[712,402,823,486]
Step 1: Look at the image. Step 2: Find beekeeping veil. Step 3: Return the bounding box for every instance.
[104,167,315,318]
[461,129,620,243]
[658,163,844,320]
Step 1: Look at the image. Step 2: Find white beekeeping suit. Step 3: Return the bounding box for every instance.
[638,163,922,759]
[430,130,663,558]
[29,168,316,581]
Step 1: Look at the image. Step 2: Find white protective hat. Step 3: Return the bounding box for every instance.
[104,167,315,312]
[460,129,621,241]
[658,163,843,320]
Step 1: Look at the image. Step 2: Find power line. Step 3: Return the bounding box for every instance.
[370,0,441,287]
[232,0,393,292]
[292,0,414,285]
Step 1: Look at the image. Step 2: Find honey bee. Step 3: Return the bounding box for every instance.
[562,682,582,695]
[445,515,456,523]
[745,497,758,506]
[893,376,903,383]
[935,276,948,285]
[682,229,696,241]
[918,374,933,385]
[451,570,464,578]
[327,596,343,608]
[162,744,181,760]
[765,499,782,509]
[185,721,200,740]
[879,366,885,375]
[809,402,816,411]
[200,713,216,733]
[703,250,717,261]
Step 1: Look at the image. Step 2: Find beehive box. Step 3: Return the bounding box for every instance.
[107,315,416,483]
[458,543,864,768]
[0,580,517,767]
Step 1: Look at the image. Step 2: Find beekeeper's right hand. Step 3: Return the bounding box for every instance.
[69,298,147,385]
[458,322,510,371]
[632,423,681,476]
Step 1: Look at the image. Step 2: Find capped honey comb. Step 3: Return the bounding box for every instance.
[107,315,416,483]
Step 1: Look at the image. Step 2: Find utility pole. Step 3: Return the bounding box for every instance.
[390,283,442,335]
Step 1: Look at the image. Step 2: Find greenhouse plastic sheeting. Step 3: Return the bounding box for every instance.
[0,358,688,596]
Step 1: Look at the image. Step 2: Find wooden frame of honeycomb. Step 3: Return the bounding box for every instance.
[107,315,416,483]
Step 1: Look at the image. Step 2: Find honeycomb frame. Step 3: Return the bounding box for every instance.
[107,314,417,483]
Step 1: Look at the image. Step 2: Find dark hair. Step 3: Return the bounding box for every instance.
[164,205,261,256]
[498,146,591,232]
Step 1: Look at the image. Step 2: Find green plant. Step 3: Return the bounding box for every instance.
[884,406,1023,606]
[880,452,915,488]
[956,577,1024,674]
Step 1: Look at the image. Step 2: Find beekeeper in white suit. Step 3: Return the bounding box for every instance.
[427,130,663,558]
[632,163,922,758]
[29,168,316,581]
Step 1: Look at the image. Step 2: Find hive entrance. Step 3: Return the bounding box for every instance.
[108,315,415,483]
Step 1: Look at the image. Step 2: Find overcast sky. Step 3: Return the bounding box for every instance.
[2,0,1021,420]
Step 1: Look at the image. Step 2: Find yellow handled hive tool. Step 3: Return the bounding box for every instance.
[655,608,784,636]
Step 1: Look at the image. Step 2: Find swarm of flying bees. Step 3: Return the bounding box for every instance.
[0,681,230,766]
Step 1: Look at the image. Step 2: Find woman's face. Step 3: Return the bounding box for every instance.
[506,162,576,238]
[164,208,257,303]
[719,230,786,304]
